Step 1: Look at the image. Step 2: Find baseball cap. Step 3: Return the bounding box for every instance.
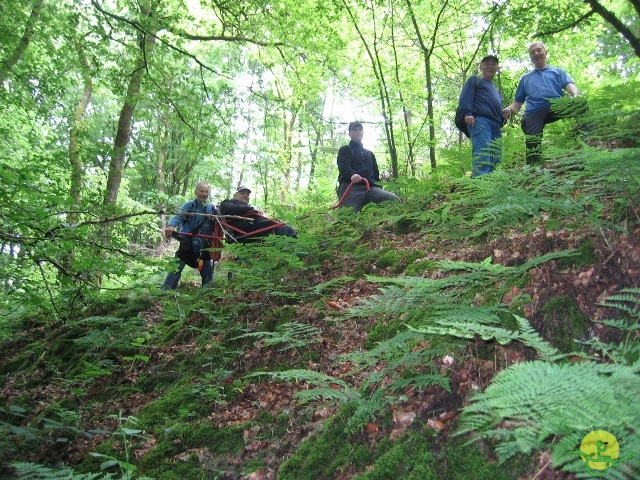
[236,186,251,193]
[481,55,499,63]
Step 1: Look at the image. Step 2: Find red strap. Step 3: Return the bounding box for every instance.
[330,178,370,210]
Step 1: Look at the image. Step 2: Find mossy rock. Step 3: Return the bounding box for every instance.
[136,380,212,430]
[557,238,596,269]
[443,436,531,480]
[405,259,439,276]
[540,296,590,353]
[277,403,374,479]
[353,430,437,479]
[135,423,245,479]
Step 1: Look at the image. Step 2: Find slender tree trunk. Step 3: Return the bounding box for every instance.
[341,0,399,179]
[0,0,44,85]
[68,40,93,226]
[389,4,415,177]
[405,0,449,171]
[157,115,169,236]
[103,14,157,205]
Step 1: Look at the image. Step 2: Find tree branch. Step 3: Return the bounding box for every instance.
[535,9,596,37]
[583,0,640,58]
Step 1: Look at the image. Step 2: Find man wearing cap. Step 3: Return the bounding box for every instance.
[458,55,506,176]
[218,186,296,241]
[336,121,400,213]
[504,42,581,165]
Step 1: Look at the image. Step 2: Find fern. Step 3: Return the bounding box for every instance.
[311,276,355,295]
[339,329,452,393]
[410,313,562,362]
[236,322,322,351]
[249,328,452,432]
[247,369,351,390]
[11,461,115,479]
[246,369,360,404]
[455,289,640,478]
[456,361,640,479]
[353,250,577,311]
[580,288,640,364]
[73,329,114,349]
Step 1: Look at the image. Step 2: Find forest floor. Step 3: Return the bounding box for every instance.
[2,161,640,479]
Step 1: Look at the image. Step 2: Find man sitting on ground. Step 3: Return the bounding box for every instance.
[218,186,297,241]
[336,121,400,213]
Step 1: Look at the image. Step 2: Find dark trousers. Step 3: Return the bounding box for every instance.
[521,98,588,165]
[520,108,560,165]
[336,183,400,213]
[162,257,213,289]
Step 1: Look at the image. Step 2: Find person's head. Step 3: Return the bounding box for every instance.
[232,186,251,204]
[194,182,210,202]
[527,42,548,69]
[479,55,499,79]
[348,121,364,142]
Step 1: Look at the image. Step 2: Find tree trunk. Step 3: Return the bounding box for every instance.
[0,0,44,85]
[68,39,93,225]
[103,20,157,205]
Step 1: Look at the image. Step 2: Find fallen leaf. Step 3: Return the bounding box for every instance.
[393,410,416,427]
[247,469,267,480]
[426,418,444,430]
[365,422,379,434]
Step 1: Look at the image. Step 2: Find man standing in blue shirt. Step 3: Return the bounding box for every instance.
[504,42,580,165]
[162,181,216,289]
[458,55,505,176]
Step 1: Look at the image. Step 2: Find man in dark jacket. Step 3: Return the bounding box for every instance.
[336,121,399,213]
[218,186,296,242]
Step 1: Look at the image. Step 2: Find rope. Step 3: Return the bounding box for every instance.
[330,178,370,210]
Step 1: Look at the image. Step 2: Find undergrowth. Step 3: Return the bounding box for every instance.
[2,141,640,479]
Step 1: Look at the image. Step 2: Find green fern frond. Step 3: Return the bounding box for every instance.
[235,322,322,351]
[597,288,640,325]
[246,369,350,390]
[388,373,450,393]
[585,289,640,363]
[311,276,355,295]
[73,329,114,349]
[11,461,116,479]
[248,369,361,406]
[408,314,561,362]
[457,361,640,477]
[293,387,361,404]
[511,315,563,362]
[340,330,430,369]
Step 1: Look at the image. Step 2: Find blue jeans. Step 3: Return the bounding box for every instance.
[469,116,502,176]
[162,257,213,289]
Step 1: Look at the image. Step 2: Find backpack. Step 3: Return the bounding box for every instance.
[455,75,482,138]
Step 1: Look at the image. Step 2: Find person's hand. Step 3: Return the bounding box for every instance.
[164,226,175,238]
[350,173,363,184]
[503,108,512,119]
[465,115,475,128]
